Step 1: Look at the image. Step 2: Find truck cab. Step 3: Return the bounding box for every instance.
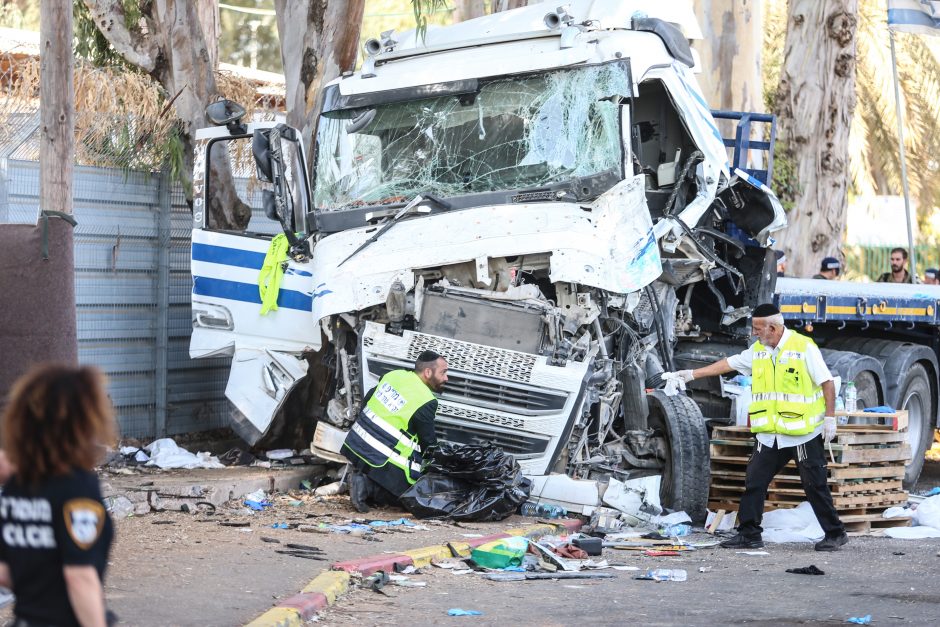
[190,0,787,518]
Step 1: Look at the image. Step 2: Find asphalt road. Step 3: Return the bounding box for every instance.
[320,535,940,626]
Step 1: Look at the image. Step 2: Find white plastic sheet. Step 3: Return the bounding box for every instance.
[914,494,940,528]
[145,438,224,469]
[883,526,940,539]
[760,502,824,543]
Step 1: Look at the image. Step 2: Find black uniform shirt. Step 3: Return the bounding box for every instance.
[0,469,114,627]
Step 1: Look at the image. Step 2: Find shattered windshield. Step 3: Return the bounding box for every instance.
[313,61,630,211]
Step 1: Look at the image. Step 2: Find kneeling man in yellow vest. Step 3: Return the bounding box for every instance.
[342,351,449,513]
[663,303,848,551]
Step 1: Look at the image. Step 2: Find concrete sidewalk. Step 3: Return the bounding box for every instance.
[246,518,583,627]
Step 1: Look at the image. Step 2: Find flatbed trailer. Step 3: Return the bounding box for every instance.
[774,277,940,486]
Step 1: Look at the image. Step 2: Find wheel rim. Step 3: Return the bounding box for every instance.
[903,389,925,456]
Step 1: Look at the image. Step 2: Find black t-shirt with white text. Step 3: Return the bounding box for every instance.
[0,469,114,626]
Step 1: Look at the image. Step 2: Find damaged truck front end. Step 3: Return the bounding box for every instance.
[190,1,786,521]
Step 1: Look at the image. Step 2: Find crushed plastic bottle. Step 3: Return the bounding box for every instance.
[660,523,692,537]
[518,502,567,519]
[635,568,687,582]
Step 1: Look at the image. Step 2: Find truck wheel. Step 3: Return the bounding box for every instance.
[647,390,710,522]
[897,364,933,487]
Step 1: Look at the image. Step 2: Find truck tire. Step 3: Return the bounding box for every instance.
[896,364,933,487]
[819,349,886,408]
[826,338,938,487]
[647,390,710,522]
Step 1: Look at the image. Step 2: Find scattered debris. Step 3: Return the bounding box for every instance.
[484,571,615,582]
[144,438,224,469]
[447,609,482,616]
[785,565,825,576]
[365,571,390,593]
[736,551,770,556]
[260,536,280,543]
[698,566,712,573]
[470,537,528,569]
[634,569,687,582]
[847,616,872,625]
[389,575,427,588]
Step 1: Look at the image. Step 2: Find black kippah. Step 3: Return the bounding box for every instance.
[416,350,441,363]
[751,303,780,318]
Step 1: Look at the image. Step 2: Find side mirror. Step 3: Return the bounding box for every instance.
[262,190,279,221]
[253,130,272,183]
[206,99,246,127]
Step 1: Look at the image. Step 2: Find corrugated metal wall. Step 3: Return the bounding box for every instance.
[5,160,235,439]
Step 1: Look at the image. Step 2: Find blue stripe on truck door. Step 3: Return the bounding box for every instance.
[191,242,313,311]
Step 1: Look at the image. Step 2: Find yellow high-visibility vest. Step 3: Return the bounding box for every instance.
[748,332,825,436]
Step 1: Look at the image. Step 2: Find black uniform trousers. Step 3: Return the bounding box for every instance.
[738,434,845,539]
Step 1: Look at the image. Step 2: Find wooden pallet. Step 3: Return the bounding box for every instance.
[708,424,912,535]
[835,409,909,431]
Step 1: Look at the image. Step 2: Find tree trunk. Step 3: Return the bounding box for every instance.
[693,1,762,114]
[196,0,221,70]
[1,0,78,398]
[82,0,250,230]
[454,0,485,22]
[773,1,858,277]
[492,0,528,11]
[275,0,365,169]
[40,0,73,216]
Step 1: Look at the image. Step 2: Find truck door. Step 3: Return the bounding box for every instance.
[190,122,320,444]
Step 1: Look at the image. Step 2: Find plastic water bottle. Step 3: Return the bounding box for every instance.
[660,523,692,537]
[518,502,567,519]
[844,381,857,413]
[642,569,688,582]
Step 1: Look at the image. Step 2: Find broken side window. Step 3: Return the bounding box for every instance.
[313,61,632,211]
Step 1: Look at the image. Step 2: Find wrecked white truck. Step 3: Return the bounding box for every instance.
[189,1,787,521]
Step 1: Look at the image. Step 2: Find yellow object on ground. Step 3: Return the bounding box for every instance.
[258,234,288,315]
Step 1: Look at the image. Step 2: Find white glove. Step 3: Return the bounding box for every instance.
[823,416,837,443]
[661,371,694,397]
[663,370,695,383]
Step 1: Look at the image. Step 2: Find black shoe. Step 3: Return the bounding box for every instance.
[719,533,765,549]
[349,473,372,513]
[815,532,848,552]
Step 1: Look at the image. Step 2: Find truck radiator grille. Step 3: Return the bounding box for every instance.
[367,360,566,416]
[405,333,537,384]
[434,418,549,459]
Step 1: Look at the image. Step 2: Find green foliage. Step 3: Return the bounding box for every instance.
[411,0,451,40]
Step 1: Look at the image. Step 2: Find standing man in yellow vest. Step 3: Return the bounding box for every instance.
[342,351,449,512]
[662,303,848,551]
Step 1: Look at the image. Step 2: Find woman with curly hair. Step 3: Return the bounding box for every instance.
[0,364,117,627]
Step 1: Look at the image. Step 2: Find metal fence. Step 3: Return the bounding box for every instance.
[2,159,233,440]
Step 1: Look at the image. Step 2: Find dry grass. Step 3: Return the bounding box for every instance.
[0,52,282,170]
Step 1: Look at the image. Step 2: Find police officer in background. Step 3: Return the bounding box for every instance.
[343,351,449,512]
[0,364,117,627]
[923,268,939,285]
[662,304,848,551]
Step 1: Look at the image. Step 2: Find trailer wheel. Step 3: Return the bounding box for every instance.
[647,390,710,522]
[897,363,933,487]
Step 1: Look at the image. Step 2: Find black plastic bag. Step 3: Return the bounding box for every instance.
[400,443,531,521]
